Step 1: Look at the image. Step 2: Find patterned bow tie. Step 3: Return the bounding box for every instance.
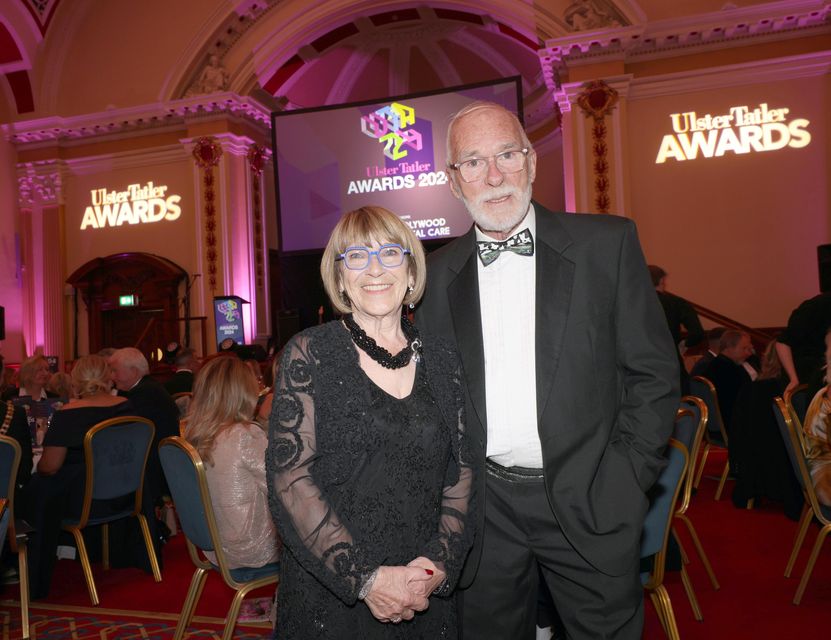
[477,229,535,266]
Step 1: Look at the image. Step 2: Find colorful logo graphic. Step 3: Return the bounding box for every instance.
[360,102,423,160]
[216,299,240,322]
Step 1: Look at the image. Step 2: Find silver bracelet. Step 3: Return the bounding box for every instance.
[358,568,379,600]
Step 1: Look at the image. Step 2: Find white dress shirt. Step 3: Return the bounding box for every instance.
[475,205,542,468]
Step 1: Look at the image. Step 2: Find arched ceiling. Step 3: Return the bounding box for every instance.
[0,0,822,127]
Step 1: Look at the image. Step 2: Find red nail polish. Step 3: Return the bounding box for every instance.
[425,569,434,575]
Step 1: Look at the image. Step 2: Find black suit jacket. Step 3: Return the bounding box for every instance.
[163,370,194,396]
[120,376,180,500]
[417,205,679,581]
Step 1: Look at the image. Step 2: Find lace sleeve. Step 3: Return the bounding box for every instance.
[421,363,476,595]
[266,335,374,604]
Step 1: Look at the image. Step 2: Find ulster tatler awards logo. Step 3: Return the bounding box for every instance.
[80,182,182,230]
[655,103,811,164]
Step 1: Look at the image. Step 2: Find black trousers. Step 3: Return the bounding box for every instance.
[461,470,643,640]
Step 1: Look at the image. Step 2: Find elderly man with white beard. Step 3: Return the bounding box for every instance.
[417,101,679,639]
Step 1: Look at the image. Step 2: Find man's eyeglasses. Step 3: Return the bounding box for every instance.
[336,244,411,270]
[448,148,530,183]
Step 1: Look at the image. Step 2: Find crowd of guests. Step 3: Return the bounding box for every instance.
[650,271,831,518]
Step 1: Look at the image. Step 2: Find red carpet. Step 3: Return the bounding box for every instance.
[1,449,829,638]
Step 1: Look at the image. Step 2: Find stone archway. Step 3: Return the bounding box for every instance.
[67,253,187,357]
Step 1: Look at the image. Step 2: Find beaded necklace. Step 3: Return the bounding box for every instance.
[344,314,422,369]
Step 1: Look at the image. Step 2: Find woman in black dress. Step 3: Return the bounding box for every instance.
[266,206,475,638]
[23,354,133,599]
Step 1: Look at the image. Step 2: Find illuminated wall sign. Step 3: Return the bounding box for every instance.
[118,294,137,307]
[655,103,811,164]
[80,182,182,230]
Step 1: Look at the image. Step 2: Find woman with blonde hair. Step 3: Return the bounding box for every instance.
[23,354,134,599]
[16,354,55,400]
[183,356,280,572]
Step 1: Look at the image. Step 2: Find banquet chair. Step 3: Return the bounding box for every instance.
[641,438,689,640]
[0,436,30,638]
[171,392,192,419]
[690,376,731,500]
[773,396,831,604]
[672,398,720,617]
[158,436,279,640]
[60,416,162,605]
[784,384,809,424]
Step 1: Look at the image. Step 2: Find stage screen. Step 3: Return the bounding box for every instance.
[271,77,523,253]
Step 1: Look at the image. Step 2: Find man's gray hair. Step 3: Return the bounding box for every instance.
[110,347,149,376]
[445,100,533,165]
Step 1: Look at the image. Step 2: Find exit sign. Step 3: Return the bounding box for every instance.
[119,294,138,307]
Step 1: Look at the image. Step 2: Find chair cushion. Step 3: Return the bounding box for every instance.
[216,561,280,583]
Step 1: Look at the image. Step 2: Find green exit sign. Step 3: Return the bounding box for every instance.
[119,294,138,307]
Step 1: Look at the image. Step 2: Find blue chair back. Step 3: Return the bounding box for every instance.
[673,407,696,452]
[641,439,689,563]
[86,417,154,501]
[158,437,216,553]
[0,436,21,502]
[774,397,806,491]
[690,376,726,441]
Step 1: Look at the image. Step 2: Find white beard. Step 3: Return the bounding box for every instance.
[460,181,533,235]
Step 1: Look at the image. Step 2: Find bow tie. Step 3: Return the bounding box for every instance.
[477,229,535,266]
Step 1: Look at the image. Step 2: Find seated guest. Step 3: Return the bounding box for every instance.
[22,354,133,599]
[690,326,726,377]
[730,340,802,517]
[0,355,33,495]
[183,356,280,571]
[803,329,831,506]
[47,371,73,400]
[6,354,55,401]
[703,329,753,429]
[108,348,179,568]
[163,347,199,395]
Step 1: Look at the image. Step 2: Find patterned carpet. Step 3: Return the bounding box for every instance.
[0,601,271,639]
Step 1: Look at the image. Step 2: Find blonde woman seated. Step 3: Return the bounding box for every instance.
[183,356,280,571]
[804,380,831,506]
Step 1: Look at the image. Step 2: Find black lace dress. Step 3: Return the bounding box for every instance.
[266,321,475,639]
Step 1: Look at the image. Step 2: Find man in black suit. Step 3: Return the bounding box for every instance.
[691,326,727,377]
[702,329,753,430]
[417,102,678,639]
[163,347,198,396]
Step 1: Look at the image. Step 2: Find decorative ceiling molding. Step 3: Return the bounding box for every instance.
[1,92,271,146]
[540,0,831,91]
[63,145,189,175]
[20,0,62,37]
[16,158,65,206]
[626,50,831,100]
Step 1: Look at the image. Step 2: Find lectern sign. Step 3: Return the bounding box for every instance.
[80,182,182,230]
[655,102,811,163]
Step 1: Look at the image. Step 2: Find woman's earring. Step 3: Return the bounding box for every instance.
[407,285,415,310]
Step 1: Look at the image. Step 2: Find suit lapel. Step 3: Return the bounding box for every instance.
[447,229,488,435]
[534,206,575,421]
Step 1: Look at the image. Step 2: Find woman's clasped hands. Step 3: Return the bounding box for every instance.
[363,557,447,624]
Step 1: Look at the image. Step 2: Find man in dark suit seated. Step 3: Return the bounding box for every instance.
[691,326,726,377]
[108,347,180,569]
[163,347,198,396]
[703,329,753,430]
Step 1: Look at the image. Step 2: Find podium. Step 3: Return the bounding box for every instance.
[212,296,248,349]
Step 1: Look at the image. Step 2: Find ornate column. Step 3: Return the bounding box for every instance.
[555,75,632,215]
[247,144,272,343]
[17,161,66,361]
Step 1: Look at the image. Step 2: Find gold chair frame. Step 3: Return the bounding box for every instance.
[0,435,30,638]
[774,395,831,604]
[691,376,731,500]
[672,397,720,622]
[159,436,278,640]
[61,416,162,605]
[643,438,689,640]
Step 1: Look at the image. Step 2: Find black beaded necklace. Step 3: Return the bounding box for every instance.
[344,313,422,369]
